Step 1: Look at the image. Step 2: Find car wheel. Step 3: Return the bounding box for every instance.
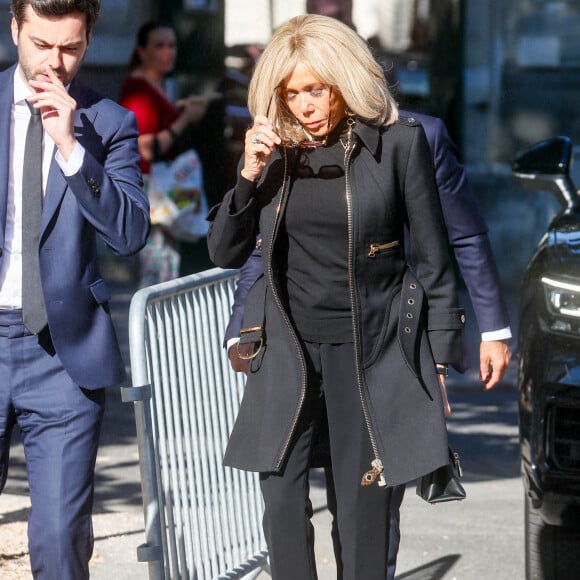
[525,493,580,579]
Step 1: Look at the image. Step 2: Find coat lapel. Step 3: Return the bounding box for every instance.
[41,157,67,233]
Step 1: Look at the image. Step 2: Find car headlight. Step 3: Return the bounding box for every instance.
[542,276,580,332]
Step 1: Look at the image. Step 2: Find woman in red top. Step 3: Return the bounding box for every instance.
[120,21,206,286]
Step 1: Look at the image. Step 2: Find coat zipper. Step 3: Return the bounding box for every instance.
[368,240,400,258]
[268,140,387,483]
[268,149,309,471]
[344,130,387,488]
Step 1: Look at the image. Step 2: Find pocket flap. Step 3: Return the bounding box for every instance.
[239,325,263,345]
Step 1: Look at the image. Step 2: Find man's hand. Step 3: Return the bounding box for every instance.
[227,342,253,374]
[28,67,77,160]
[480,340,512,390]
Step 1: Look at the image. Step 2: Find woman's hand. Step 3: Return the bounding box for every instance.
[241,115,281,182]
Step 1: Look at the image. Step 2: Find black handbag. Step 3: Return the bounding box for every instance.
[416,447,466,503]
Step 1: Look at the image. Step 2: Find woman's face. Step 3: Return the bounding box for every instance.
[138,27,177,76]
[281,61,346,138]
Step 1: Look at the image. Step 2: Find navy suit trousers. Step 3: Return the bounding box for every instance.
[0,310,105,580]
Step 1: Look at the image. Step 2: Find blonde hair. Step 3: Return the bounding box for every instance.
[248,14,398,141]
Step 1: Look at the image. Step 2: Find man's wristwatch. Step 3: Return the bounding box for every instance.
[435,364,449,376]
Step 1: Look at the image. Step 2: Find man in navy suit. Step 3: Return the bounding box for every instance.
[224,111,512,578]
[0,1,149,578]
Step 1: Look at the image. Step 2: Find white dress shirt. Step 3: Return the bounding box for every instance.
[0,65,84,309]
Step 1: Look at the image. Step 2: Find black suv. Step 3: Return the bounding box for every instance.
[513,137,580,579]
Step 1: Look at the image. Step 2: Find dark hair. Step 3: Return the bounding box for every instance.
[128,20,174,71]
[11,0,100,35]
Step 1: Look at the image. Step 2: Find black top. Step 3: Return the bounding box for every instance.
[280,130,352,343]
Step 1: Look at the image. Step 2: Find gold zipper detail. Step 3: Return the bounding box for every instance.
[368,240,400,258]
[240,326,262,334]
[344,133,386,487]
[361,459,384,486]
[269,149,309,471]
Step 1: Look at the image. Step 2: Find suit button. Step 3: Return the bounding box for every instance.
[88,177,101,198]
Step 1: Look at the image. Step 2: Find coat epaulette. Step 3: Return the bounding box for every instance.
[397,115,421,127]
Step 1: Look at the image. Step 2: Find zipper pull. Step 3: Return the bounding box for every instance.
[368,244,379,258]
[361,458,384,486]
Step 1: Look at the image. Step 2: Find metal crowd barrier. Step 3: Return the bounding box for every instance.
[122,267,270,580]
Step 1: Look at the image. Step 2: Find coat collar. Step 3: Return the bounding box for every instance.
[351,119,383,157]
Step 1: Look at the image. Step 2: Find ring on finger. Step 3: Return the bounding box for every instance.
[251,132,262,145]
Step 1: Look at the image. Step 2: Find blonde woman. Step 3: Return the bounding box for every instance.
[208,14,465,579]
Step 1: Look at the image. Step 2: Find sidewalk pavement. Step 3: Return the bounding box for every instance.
[0,279,521,579]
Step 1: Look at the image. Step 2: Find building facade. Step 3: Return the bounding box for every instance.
[2,0,578,285]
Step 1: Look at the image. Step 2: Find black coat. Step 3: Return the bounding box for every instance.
[208,118,465,487]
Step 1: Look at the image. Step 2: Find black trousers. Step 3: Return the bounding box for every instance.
[260,341,392,580]
[325,467,406,580]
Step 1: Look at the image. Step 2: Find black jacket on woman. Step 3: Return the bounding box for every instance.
[208,117,465,487]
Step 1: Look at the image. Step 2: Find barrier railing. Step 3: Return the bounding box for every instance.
[123,267,270,579]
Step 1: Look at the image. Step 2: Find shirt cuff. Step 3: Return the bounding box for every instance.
[226,337,240,352]
[55,141,85,175]
[481,327,512,341]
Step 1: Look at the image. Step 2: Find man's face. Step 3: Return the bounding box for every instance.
[11,6,90,89]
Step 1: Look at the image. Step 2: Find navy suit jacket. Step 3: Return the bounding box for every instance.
[223,111,509,345]
[0,65,150,389]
